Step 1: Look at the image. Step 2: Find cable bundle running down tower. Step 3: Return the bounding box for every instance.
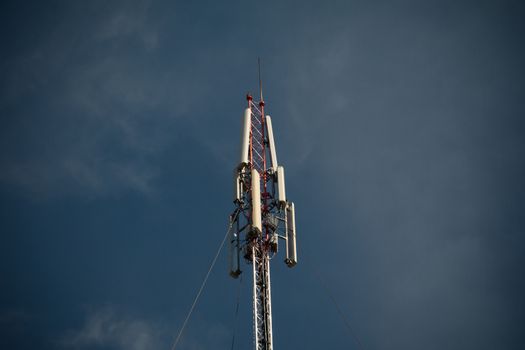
[229,93,297,350]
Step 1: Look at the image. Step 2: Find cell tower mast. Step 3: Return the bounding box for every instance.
[229,79,297,350]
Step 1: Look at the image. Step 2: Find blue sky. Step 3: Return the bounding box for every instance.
[1,1,524,349]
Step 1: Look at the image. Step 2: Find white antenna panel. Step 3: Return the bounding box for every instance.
[265,115,278,170]
[251,169,262,234]
[285,202,297,267]
[239,108,251,167]
[277,165,286,205]
[233,169,242,203]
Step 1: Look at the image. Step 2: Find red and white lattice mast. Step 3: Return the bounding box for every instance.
[229,82,297,350]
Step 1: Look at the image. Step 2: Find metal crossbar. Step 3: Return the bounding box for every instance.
[252,136,264,150]
[250,102,262,115]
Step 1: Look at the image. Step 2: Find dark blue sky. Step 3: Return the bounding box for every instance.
[1,1,524,349]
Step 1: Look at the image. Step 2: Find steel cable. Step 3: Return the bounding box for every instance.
[170,210,239,350]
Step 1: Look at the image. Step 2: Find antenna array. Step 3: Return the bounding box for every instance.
[229,89,297,350]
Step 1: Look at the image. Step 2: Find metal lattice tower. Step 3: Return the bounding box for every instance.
[229,93,297,350]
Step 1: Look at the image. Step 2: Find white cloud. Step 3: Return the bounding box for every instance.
[61,307,232,350]
[61,308,165,350]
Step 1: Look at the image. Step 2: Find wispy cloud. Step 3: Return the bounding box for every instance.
[61,308,165,350]
[61,307,232,350]
[95,2,159,50]
[0,2,196,197]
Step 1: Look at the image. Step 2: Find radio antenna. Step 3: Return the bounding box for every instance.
[230,66,298,350]
[258,57,263,102]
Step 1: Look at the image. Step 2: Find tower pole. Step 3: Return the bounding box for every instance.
[230,89,297,350]
[250,93,273,350]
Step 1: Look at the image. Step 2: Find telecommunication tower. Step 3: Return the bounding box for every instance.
[229,86,297,350]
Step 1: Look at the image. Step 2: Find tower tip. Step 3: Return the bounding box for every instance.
[258,57,263,103]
